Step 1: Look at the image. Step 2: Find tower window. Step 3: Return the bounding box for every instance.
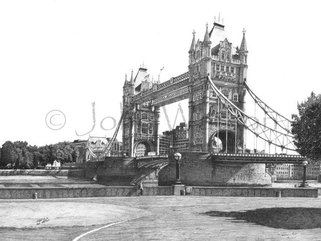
[142,123,148,134]
[216,64,220,71]
[221,65,224,71]
[142,113,148,120]
[231,67,234,73]
[226,66,230,72]
[233,93,239,102]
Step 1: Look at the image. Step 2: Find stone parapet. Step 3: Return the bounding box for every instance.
[0,186,172,199]
[188,186,319,198]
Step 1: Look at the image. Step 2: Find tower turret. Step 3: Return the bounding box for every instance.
[189,30,196,53]
[202,23,211,58]
[123,74,128,87]
[130,69,134,85]
[188,30,196,65]
[239,28,248,64]
[201,24,212,77]
[203,23,210,45]
[123,70,135,106]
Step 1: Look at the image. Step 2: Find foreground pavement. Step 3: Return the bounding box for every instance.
[1,196,321,240]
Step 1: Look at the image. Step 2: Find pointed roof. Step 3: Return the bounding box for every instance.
[189,30,196,53]
[203,23,210,44]
[123,74,128,87]
[211,44,220,56]
[196,39,200,46]
[130,70,134,84]
[240,28,248,53]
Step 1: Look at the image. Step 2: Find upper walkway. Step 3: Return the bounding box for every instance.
[211,153,305,164]
[135,152,306,164]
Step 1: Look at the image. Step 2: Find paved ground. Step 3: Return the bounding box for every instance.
[1,196,321,241]
[0,201,148,229]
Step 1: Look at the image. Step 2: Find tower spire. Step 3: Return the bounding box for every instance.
[203,23,210,44]
[123,74,128,87]
[130,69,134,84]
[189,30,196,53]
[239,28,248,65]
[240,28,248,52]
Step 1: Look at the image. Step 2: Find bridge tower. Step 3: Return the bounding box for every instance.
[122,68,160,157]
[122,19,249,155]
[188,20,248,153]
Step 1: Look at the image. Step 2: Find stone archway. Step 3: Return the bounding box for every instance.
[134,141,152,157]
[218,130,236,153]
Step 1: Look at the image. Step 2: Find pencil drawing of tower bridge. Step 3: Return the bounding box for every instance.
[93,18,305,186]
[121,19,296,158]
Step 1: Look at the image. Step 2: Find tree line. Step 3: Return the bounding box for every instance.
[0,141,80,169]
[292,92,321,162]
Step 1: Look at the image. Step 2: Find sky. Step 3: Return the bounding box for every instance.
[0,0,320,148]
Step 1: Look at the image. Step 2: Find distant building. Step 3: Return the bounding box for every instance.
[275,162,321,180]
[159,122,189,155]
[275,164,294,180]
[159,135,170,156]
[107,138,123,157]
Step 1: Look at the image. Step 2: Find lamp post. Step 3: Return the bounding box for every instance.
[174,152,182,184]
[299,160,309,187]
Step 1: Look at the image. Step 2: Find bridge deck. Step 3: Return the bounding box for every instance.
[135,153,306,164]
[211,153,306,164]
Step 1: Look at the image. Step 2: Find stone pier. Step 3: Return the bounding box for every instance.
[159,152,272,186]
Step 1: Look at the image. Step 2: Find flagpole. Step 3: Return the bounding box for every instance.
[158,66,164,83]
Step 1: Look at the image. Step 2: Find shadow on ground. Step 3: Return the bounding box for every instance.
[203,207,321,229]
